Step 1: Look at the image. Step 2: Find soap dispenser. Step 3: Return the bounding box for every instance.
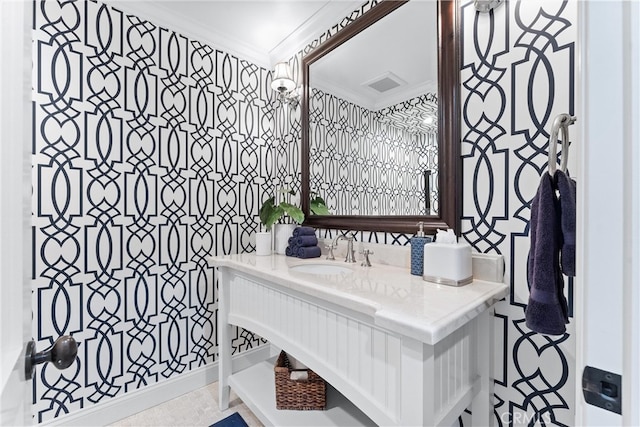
[410,222,429,276]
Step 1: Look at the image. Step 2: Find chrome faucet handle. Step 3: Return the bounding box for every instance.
[325,242,336,260]
[360,249,374,267]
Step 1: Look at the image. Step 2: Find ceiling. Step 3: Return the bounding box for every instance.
[311,0,438,110]
[107,0,362,66]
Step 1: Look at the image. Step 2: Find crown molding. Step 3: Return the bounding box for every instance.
[269,1,361,65]
[103,0,271,68]
[101,1,365,70]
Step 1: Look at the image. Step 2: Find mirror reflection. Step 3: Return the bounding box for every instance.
[307,1,438,216]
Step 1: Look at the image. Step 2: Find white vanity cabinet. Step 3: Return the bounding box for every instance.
[211,254,509,426]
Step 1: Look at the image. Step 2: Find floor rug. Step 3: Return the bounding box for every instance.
[211,412,249,427]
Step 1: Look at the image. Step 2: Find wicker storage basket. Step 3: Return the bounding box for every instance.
[274,351,326,410]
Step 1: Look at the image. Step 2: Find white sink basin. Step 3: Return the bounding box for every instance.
[289,263,354,275]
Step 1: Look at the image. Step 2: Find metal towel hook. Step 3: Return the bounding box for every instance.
[548,113,577,176]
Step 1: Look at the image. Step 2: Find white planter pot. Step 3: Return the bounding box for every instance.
[274,224,296,255]
[255,231,272,256]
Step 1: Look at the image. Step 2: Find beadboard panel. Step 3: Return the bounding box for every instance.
[227,273,399,425]
[227,272,476,426]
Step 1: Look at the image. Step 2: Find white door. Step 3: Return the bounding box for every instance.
[0,0,32,425]
[577,1,640,426]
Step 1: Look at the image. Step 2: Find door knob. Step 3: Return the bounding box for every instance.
[25,335,78,380]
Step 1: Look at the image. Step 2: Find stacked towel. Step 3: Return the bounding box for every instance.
[291,235,318,247]
[525,170,576,335]
[292,226,316,237]
[286,227,321,259]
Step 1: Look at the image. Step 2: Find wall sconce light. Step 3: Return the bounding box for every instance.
[474,0,503,13]
[271,62,299,106]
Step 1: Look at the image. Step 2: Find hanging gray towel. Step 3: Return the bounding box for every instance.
[555,170,576,277]
[525,173,569,335]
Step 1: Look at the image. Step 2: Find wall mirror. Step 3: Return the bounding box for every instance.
[301,0,460,235]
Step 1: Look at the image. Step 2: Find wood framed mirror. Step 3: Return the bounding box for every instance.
[300,0,460,235]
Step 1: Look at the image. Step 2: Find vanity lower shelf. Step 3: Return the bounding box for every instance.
[229,357,376,426]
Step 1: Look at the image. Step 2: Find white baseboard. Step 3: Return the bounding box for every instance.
[45,345,273,427]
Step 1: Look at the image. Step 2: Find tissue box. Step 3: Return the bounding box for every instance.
[423,242,472,286]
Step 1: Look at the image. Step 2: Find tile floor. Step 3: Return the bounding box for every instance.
[109,382,263,427]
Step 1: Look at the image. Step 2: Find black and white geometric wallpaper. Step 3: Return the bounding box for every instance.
[460,1,576,425]
[32,0,271,422]
[30,0,577,425]
[309,87,438,216]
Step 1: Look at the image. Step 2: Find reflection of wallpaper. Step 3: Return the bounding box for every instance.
[295,0,577,425]
[31,1,271,422]
[309,88,438,216]
[376,93,438,135]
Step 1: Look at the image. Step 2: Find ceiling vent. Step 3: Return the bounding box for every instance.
[363,72,407,93]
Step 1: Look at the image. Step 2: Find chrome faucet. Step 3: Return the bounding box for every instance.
[331,234,356,263]
[325,241,336,260]
[360,249,374,267]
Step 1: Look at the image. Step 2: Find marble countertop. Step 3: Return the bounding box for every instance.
[209,253,509,345]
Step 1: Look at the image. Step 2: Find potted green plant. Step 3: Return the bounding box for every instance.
[257,189,305,255]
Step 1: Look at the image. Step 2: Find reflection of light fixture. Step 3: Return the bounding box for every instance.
[423,116,435,125]
[271,62,299,105]
[474,0,503,13]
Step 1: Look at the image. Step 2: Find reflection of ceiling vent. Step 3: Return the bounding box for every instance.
[363,72,407,93]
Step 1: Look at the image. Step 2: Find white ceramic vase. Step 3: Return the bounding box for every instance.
[255,231,272,256]
[274,223,296,255]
